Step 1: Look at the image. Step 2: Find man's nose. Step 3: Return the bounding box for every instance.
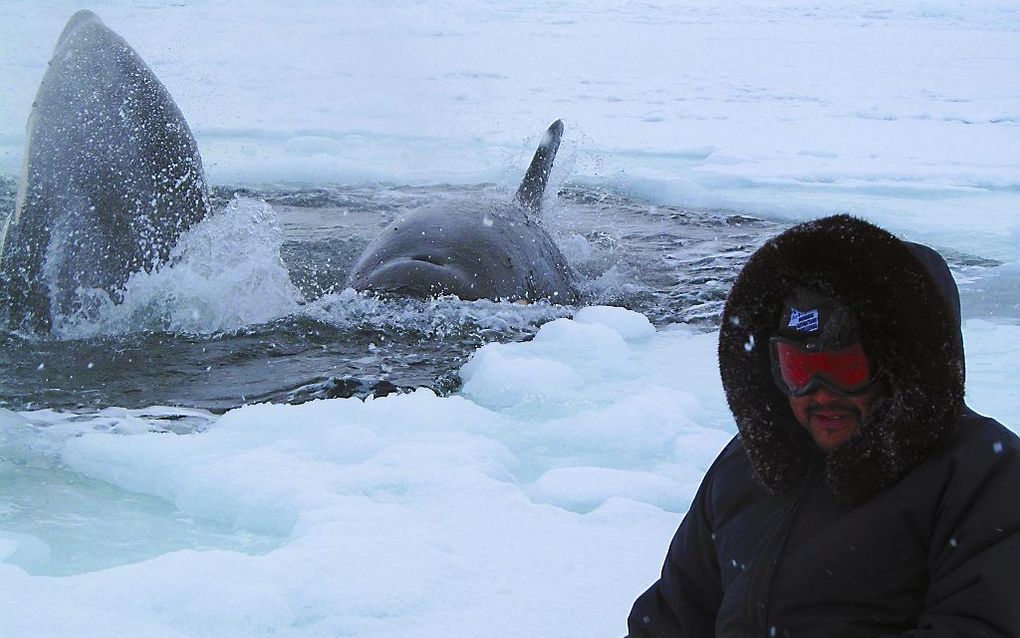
[809,387,843,404]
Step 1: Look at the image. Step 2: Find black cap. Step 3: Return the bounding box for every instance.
[775,288,860,351]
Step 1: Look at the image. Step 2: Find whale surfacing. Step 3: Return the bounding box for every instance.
[0,10,209,332]
[346,120,580,304]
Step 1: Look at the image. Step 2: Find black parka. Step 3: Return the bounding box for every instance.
[628,216,1020,637]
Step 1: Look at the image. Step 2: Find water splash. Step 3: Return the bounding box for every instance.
[303,287,576,338]
[52,197,302,338]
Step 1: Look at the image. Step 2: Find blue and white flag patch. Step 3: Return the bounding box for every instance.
[788,308,820,332]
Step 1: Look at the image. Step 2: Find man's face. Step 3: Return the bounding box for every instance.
[788,386,879,452]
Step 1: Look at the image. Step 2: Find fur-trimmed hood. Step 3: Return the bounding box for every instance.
[718,215,965,505]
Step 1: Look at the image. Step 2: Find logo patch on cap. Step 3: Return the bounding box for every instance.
[788,308,819,332]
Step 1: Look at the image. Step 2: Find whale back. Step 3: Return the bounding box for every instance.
[0,10,209,331]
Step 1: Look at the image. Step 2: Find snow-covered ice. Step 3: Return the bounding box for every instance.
[1,2,1018,637]
[2,1,1018,259]
[1,313,1016,636]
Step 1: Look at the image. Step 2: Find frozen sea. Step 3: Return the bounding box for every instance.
[0,2,1018,637]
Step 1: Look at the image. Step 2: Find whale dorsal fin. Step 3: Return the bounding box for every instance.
[514,119,563,213]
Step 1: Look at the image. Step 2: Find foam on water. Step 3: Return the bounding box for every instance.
[302,288,576,338]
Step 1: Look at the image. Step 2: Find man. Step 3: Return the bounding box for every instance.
[628,215,1020,637]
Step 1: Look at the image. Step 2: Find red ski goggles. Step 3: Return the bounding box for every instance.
[770,337,877,397]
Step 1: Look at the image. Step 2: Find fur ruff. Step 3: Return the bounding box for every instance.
[718,215,965,505]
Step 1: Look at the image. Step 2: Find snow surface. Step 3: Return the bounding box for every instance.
[1,2,1019,637]
[1,1,1018,259]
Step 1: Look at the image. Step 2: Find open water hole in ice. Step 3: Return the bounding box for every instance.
[0,179,784,413]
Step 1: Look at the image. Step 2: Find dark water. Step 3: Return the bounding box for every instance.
[0,177,809,412]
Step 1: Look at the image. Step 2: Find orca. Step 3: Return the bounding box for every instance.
[346,120,581,304]
[0,10,209,332]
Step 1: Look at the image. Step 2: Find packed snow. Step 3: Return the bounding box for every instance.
[1,2,1018,637]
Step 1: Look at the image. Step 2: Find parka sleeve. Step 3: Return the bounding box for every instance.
[886,423,1020,637]
[627,454,724,637]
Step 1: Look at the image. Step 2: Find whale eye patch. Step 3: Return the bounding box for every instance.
[770,337,876,397]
